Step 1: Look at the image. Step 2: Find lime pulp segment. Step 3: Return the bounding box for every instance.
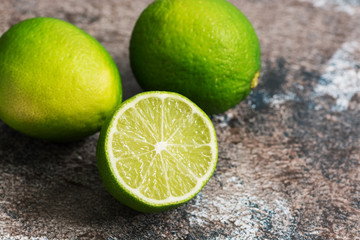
[106,92,217,206]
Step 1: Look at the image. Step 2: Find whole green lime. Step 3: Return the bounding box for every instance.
[0,17,122,141]
[130,0,261,114]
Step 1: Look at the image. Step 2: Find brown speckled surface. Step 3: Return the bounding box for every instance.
[0,0,360,239]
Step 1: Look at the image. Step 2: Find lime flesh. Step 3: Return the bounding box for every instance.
[96,91,218,212]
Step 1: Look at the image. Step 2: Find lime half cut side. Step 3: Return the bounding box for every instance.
[96,91,218,212]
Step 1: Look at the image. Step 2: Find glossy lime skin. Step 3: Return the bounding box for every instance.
[130,0,261,114]
[0,17,122,141]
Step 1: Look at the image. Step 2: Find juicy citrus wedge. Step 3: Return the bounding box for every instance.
[96,91,218,212]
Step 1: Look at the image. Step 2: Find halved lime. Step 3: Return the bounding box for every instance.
[96,91,218,212]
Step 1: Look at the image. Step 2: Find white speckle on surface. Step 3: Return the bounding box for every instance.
[188,177,293,238]
[249,91,298,110]
[299,0,360,15]
[248,41,360,112]
[268,92,298,108]
[313,41,360,111]
[0,234,48,240]
[213,112,235,128]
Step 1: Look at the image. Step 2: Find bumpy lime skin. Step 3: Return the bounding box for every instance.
[96,91,218,213]
[130,0,261,114]
[0,17,122,141]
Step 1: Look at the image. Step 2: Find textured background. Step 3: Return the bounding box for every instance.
[1,0,360,239]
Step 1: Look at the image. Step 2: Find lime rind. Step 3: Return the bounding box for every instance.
[129,0,261,114]
[0,17,122,141]
[97,91,218,212]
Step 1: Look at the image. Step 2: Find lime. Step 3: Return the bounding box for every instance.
[0,17,122,141]
[96,91,218,212]
[130,0,261,114]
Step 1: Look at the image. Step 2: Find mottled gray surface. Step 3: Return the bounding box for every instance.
[1,0,360,239]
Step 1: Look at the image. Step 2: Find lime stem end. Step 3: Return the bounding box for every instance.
[251,71,260,89]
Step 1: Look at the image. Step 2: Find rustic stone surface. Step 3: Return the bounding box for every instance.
[1,0,359,239]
